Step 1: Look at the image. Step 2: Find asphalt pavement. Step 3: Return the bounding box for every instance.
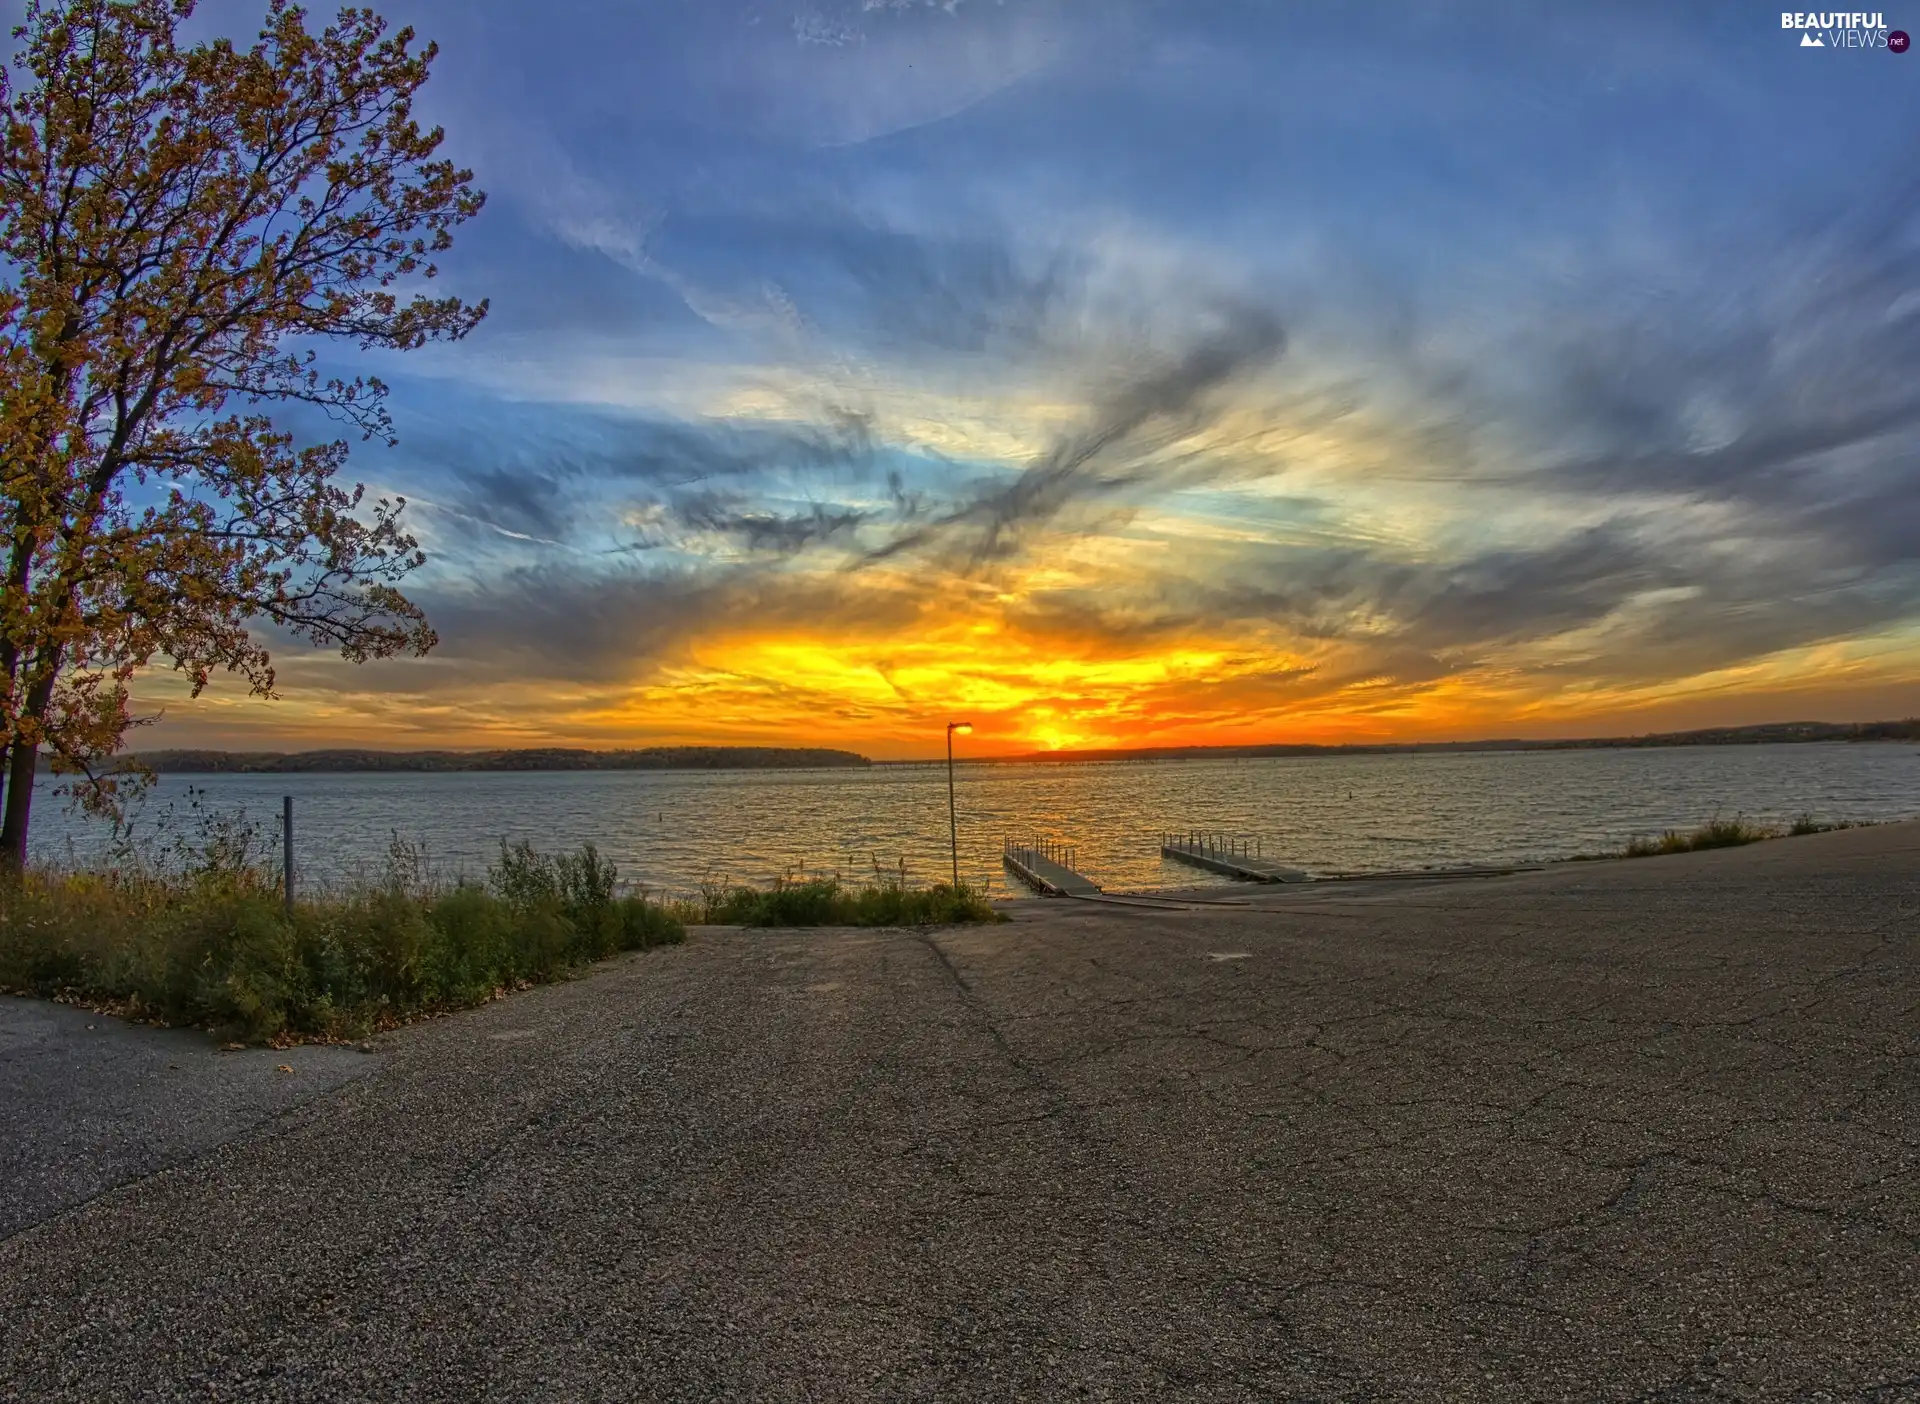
[2,821,1916,1401]
[0,998,380,1239]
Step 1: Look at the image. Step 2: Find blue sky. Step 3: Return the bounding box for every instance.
[141,0,1920,753]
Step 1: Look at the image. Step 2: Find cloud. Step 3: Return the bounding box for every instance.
[396,401,891,552]
[456,467,573,542]
[413,560,927,686]
[670,493,872,554]
[761,0,1066,147]
[864,302,1285,566]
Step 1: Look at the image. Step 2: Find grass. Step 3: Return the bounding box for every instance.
[0,801,1006,1043]
[1623,816,1776,857]
[0,836,684,1045]
[668,870,1005,928]
[1786,812,1874,837]
[1607,812,1876,860]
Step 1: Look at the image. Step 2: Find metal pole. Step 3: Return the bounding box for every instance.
[947,728,959,889]
[282,794,294,919]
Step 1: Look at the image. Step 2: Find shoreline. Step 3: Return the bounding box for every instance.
[1048,813,1911,902]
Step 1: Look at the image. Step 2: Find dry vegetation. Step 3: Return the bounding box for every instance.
[1607,813,1876,859]
[1,803,1004,1044]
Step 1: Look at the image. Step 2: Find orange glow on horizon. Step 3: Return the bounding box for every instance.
[135,582,1920,760]
[127,493,1920,759]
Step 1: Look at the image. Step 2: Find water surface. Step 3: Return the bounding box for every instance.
[29,742,1920,895]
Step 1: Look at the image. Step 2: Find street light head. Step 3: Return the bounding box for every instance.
[949,721,973,734]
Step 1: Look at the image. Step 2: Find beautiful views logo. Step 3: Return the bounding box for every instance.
[1781,11,1908,47]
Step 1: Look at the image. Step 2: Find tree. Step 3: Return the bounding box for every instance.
[0,0,486,868]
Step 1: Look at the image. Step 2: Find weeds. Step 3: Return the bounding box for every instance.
[1787,812,1871,837]
[0,836,683,1045]
[1618,813,1876,859]
[669,861,1003,928]
[1,809,1005,1043]
[1623,816,1774,857]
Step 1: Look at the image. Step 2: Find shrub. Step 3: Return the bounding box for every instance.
[425,885,514,1003]
[618,895,684,950]
[194,895,301,1044]
[3,818,1000,1043]
[1617,813,1874,858]
[488,838,563,912]
[1787,813,1871,837]
[670,872,1003,928]
[0,839,686,1045]
[1624,817,1774,857]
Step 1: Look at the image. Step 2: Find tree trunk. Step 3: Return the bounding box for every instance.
[0,736,34,872]
[0,650,59,873]
[1,519,35,871]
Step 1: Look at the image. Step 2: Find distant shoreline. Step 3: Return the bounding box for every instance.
[59,746,875,775]
[44,718,1918,775]
[967,718,1920,766]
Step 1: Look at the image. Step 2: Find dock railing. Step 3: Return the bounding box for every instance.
[1004,836,1079,872]
[1001,836,1101,896]
[1162,831,1265,861]
[1160,830,1310,884]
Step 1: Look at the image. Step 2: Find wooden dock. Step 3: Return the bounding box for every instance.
[1003,838,1102,896]
[1161,833,1311,884]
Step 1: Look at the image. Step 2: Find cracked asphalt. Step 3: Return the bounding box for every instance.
[0,998,380,1239]
[2,820,1916,1402]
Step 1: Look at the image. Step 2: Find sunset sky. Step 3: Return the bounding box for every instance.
[146,0,1920,758]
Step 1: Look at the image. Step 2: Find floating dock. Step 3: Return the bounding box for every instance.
[1003,838,1102,896]
[1161,832,1312,884]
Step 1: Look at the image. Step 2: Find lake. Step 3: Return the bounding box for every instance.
[26,742,1920,896]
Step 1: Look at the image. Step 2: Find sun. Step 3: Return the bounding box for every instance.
[1024,718,1103,751]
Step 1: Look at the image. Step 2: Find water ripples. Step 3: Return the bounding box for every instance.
[30,743,1920,896]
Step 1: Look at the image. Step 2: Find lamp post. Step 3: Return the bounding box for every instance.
[946,721,973,889]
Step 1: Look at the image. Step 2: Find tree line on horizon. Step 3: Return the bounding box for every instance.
[989,718,1920,763]
[79,745,875,774]
[53,717,1920,775]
